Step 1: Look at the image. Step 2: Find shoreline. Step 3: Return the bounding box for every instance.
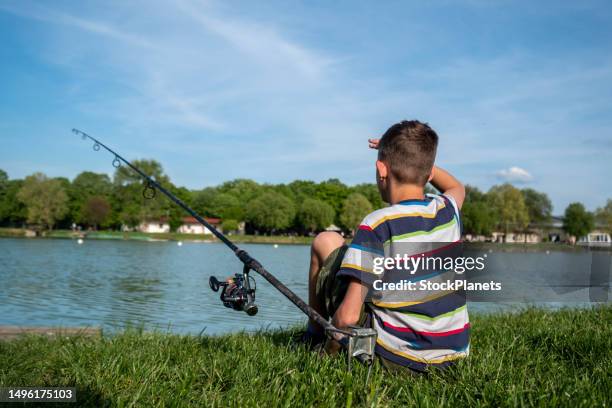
[1,227,608,252]
[0,303,600,340]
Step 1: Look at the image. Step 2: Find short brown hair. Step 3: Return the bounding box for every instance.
[378,120,438,186]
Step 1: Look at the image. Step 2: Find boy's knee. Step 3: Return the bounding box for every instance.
[312,231,344,261]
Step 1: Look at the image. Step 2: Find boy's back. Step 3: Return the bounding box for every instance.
[338,193,469,371]
[306,120,469,373]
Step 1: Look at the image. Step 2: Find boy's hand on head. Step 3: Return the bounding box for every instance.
[368,138,380,149]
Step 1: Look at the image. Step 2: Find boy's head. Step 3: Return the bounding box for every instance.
[376,120,438,198]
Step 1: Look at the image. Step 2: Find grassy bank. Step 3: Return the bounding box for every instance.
[1,306,610,407]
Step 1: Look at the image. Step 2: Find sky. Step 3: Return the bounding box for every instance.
[0,0,611,213]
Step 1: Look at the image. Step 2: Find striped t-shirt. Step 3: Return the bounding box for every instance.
[337,193,469,372]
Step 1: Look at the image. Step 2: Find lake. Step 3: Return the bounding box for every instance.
[1,238,609,335]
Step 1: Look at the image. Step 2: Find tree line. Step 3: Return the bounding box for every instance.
[462,185,610,240]
[0,163,610,239]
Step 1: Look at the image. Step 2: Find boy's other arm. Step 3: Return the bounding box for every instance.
[324,279,366,353]
[430,166,465,210]
[331,279,366,329]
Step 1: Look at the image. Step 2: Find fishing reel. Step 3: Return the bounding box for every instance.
[209,266,258,316]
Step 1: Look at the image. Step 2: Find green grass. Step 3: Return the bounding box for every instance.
[1,306,611,407]
[0,227,30,237]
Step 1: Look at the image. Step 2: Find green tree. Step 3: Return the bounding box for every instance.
[0,179,27,226]
[117,203,141,229]
[52,177,73,229]
[461,185,496,236]
[17,173,69,230]
[221,219,239,233]
[0,170,10,224]
[192,187,220,217]
[271,184,296,202]
[297,198,335,233]
[246,192,295,233]
[218,179,265,222]
[340,193,373,234]
[0,169,7,194]
[70,172,113,224]
[209,193,244,221]
[462,201,497,236]
[351,183,385,210]
[113,159,170,227]
[165,185,194,232]
[595,199,612,234]
[563,202,594,241]
[315,178,350,218]
[218,179,264,203]
[465,185,486,203]
[80,196,111,230]
[522,188,552,224]
[488,184,530,238]
[72,171,112,194]
[288,180,318,201]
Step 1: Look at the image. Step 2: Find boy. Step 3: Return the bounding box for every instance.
[305,120,469,372]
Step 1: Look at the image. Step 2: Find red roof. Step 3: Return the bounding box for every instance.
[182,216,221,225]
[142,216,221,224]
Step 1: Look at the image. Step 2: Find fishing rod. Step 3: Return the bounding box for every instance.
[75,128,376,369]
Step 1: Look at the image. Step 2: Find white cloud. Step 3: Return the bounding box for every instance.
[496,166,533,183]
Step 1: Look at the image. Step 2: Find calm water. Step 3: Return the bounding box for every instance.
[0,238,609,335]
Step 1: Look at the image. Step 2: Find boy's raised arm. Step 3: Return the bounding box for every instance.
[430,166,465,210]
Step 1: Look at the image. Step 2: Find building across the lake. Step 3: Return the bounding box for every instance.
[176,217,221,234]
[463,215,611,246]
[138,218,170,234]
[577,230,612,247]
[137,217,222,234]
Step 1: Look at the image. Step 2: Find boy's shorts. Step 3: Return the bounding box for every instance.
[315,244,367,325]
[315,244,420,375]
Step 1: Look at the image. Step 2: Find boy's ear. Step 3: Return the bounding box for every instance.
[427,167,434,183]
[376,160,388,179]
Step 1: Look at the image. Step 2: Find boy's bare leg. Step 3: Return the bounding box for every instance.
[308,231,345,334]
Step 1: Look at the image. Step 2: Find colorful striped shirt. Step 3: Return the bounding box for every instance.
[337,193,469,372]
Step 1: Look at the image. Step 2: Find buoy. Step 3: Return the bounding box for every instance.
[177,241,183,246]
[273,244,279,248]
[77,238,84,245]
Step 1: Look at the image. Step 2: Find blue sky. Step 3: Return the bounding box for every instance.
[0,0,610,213]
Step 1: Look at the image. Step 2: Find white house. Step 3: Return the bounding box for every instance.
[138,218,170,233]
[177,217,222,234]
[578,230,612,247]
[490,231,541,243]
